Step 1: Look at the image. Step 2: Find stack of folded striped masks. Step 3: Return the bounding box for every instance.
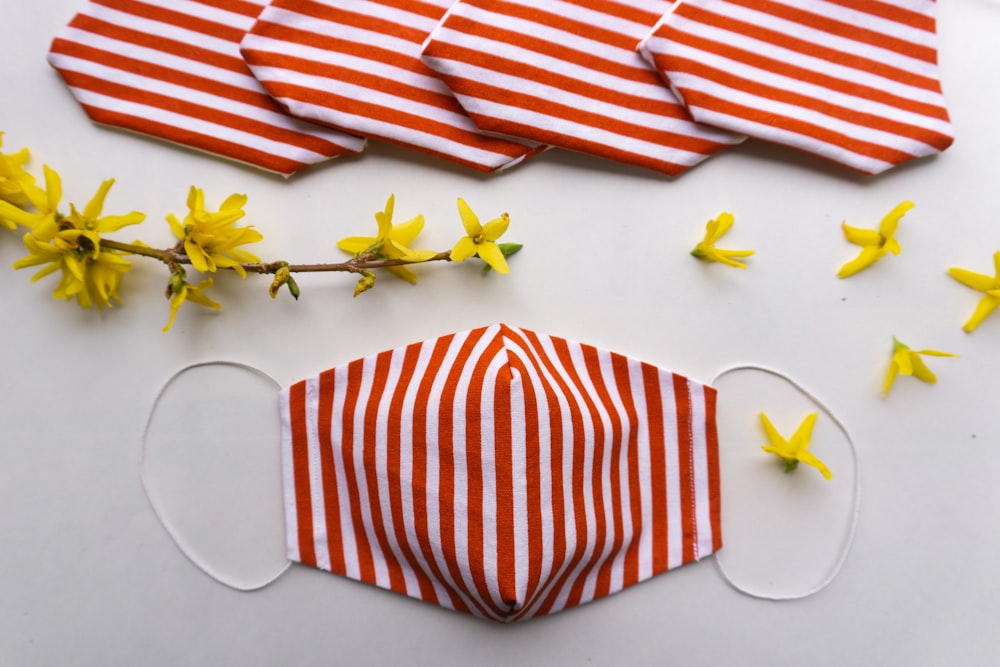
[49,0,954,177]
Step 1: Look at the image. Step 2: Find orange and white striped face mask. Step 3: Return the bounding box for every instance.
[280,323,722,622]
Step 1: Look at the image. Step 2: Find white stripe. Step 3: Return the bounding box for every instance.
[661,372,684,570]
[59,26,263,91]
[78,3,238,57]
[478,347,510,612]
[502,0,664,39]
[58,83,362,164]
[351,355,391,587]
[506,352,531,610]
[255,4,438,47]
[567,342,616,604]
[279,387,300,563]
[330,364,361,580]
[627,359,654,582]
[136,0,260,32]
[374,347,420,595]
[662,39,952,136]
[598,348,632,594]
[399,341,454,609]
[768,0,937,46]
[535,335,598,614]
[689,382,715,559]
[305,377,330,571]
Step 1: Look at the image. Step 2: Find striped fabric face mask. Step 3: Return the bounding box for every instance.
[281,323,722,622]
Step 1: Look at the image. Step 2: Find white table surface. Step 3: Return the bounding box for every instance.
[3,1,1000,664]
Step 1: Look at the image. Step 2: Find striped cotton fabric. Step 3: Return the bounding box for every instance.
[48,0,366,176]
[639,0,954,174]
[280,324,722,622]
[420,0,743,176]
[241,0,543,172]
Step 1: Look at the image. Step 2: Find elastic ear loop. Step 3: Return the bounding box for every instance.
[140,361,292,592]
[709,364,861,600]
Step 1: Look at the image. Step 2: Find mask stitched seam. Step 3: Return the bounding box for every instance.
[687,378,699,561]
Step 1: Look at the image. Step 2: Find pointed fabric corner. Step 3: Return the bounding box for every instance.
[240,0,544,173]
[420,0,743,176]
[48,0,366,176]
[639,0,954,174]
[280,323,722,622]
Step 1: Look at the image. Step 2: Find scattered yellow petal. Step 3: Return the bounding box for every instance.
[948,251,1000,332]
[759,412,831,479]
[690,211,754,269]
[882,336,958,397]
[837,200,913,278]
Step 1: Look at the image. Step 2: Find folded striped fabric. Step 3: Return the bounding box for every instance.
[421,0,743,176]
[241,0,543,172]
[639,0,954,174]
[281,323,722,622]
[48,0,366,176]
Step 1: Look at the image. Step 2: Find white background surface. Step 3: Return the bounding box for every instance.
[3,1,1000,664]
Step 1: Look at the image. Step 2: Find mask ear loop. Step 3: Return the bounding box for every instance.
[709,364,861,600]
[140,361,292,592]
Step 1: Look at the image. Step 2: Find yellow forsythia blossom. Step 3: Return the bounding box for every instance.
[882,336,958,397]
[337,194,436,284]
[837,200,913,278]
[759,412,832,479]
[690,212,754,268]
[451,197,511,274]
[948,250,1000,333]
[163,274,221,333]
[0,133,46,213]
[168,186,262,278]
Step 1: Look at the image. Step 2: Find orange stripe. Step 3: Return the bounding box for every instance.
[642,363,669,574]
[432,16,690,112]
[505,353,544,609]
[673,374,697,564]
[378,0,448,21]
[436,327,498,619]
[191,0,266,19]
[67,13,248,75]
[612,355,643,588]
[506,329,568,620]
[386,344,440,604]
[664,55,953,146]
[362,351,408,594]
[552,339,608,610]
[317,369,346,573]
[492,351,517,609]
[722,0,937,62]
[822,0,936,32]
[582,345,626,600]
[670,4,943,92]
[265,0,428,44]
[704,386,723,552]
[74,104,318,174]
[340,360,377,585]
[656,24,951,121]
[520,330,588,618]
[410,335,471,614]
[55,69,351,156]
[557,0,663,25]
[91,0,248,43]
[288,381,316,566]
[679,87,930,170]
[460,0,645,52]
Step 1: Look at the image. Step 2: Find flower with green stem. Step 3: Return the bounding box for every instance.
[837,200,913,278]
[948,250,1000,333]
[759,412,832,479]
[882,336,958,397]
[451,198,511,274]
[690,212,754,268]
[168,186,262,278]
[163,272,221,332]
[337,194,436,284]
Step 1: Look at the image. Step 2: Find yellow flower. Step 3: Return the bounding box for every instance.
[0,164,62,237]
[163,274,221,333]
[168,186,262,278]
[0,133,46,214]
[759,412,832,479]
[882,336,958,397]
[948,250,1000,332]
[337,194,436,284]
[837,200,913,278]
[690,211,754,268]
[451,198,511,274]
[12,228,132,310]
